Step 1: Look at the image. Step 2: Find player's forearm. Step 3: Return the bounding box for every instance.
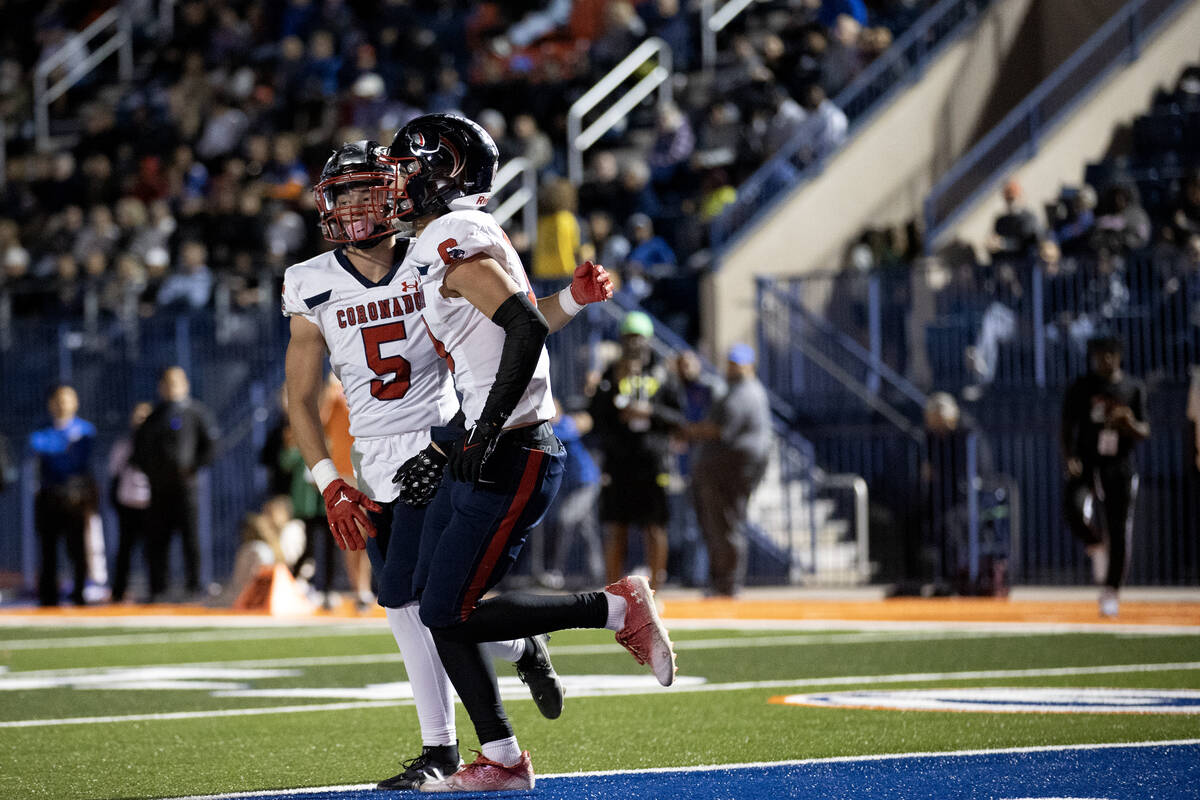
[284,341,334,473]
[288,396,332,471]
[536,292,573,333]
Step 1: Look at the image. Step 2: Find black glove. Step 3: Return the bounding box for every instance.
[447,420,503,484]
[392,443,448,507]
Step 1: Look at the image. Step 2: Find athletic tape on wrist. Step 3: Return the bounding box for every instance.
[558,285,584,317]
[311,458,339,493]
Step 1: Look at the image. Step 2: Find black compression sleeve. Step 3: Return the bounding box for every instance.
[478,292,550,428]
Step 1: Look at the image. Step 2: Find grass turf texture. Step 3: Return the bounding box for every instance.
[1,623,1197,799]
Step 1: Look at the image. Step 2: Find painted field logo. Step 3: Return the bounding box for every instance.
[770,688,1200,714]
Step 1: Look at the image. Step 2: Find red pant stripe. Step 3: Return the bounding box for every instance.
[458,449,545,620]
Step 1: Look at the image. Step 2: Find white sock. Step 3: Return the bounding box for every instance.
[483,638,527,663]
[385,603,455,746]
[603,591,627,631]
[481,735,522,766]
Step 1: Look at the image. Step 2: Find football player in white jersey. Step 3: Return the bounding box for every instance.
[386,114,678,793]
[282,139,612,790]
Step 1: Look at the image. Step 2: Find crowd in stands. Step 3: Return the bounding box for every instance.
[830,65,1200,393]
[1,0,932,345]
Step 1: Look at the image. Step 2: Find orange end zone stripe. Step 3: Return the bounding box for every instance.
[659,598,1200,627]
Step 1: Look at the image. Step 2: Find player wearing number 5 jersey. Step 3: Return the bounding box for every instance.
[282,138,608,790]
[383,114,677,793]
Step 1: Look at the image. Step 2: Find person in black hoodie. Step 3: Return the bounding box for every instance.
[133,366,218,601]
[1062,337,1150,618]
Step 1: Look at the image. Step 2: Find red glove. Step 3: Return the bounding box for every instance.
[570,260,613,305]
[322,479,381,551]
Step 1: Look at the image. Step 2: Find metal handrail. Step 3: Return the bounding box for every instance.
[923,0,1183,249]
[710,0,992,252]
[698,0,760,70]
[812,471,871,582]
[34,7,133,151]
[757,277,928,441]
[566,37,673,185]
[488,157,538,247]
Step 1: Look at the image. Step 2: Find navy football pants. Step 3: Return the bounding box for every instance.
[413,437,609,744]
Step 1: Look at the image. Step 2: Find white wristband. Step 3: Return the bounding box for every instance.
[557,285,584,317]
[311,458,339,493]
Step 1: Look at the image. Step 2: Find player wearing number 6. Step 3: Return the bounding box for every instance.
[383,114,677,793]
[281,135,613,790]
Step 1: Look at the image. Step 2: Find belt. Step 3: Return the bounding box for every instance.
[500,421,555,447]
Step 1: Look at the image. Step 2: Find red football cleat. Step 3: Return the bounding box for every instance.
[419,750,535,793]
[605,575,677,686]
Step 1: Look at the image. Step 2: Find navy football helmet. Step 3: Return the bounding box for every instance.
[383,114,499,220]
[314,140,407,245]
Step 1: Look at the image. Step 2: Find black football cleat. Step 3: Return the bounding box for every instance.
[377,742,463,791]
[515,634,564,720]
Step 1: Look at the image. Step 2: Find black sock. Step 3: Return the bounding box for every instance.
[433,591,608,643]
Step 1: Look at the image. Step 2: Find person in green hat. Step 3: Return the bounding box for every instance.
[588,311,686,589]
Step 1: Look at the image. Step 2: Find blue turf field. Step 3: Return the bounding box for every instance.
[180,741,1200,799]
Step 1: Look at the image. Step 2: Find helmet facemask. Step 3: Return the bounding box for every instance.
[315,171,411,245]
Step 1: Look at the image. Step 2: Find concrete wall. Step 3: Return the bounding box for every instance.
[701,0,1133,359]
[941,0,1200,251]
[705,0,1039,358]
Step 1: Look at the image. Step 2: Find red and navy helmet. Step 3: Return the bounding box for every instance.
[313,140,408,245]
[383,114,499,220]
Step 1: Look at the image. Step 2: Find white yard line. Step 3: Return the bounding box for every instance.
[4,661,1199,729]
[0,630,1046,675]
[0,626,388,650]
[161,738,1200,799]
[4,618,1196,654]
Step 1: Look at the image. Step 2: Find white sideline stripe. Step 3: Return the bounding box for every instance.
[5,661,1199,729]
[162,739,1200,799]
[0,626,388,650]
[0,700,407,728]
[5,618,1197,654]
[1,630,1041,676]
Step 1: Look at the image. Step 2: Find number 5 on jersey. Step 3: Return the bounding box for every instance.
[362,321,411,400]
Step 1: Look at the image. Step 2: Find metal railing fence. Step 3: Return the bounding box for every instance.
[763,251,1200,586]
[566,38,673,185]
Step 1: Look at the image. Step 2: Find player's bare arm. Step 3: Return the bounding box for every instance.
[442,253,526,314]
[285,315,336,470]
[285,314,379,550]
[442,254,611,332]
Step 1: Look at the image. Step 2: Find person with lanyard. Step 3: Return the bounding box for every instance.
[1061,336,1151,618]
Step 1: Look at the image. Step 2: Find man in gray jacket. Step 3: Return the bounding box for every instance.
[688,344,773,596]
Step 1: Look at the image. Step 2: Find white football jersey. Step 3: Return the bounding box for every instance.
[282,247,460,440]
[405,210,555,428]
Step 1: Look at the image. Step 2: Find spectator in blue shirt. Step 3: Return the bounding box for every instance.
[29,385,98,606]
[627,214,678,279]
[818,0,868,28]
[156,241,213,311]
